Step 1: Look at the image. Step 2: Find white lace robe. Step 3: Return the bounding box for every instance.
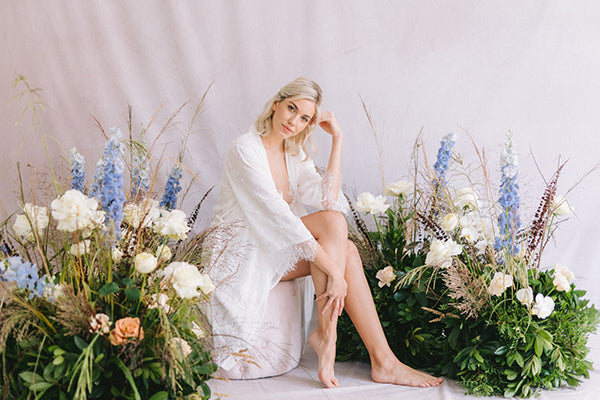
[203,127,348,373]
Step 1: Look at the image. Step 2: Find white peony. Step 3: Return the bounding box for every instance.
[425,239,463,268]
[531,293,555,319]
[168,262,215,298]
[553,272,570,292]
[355,192,390,215]
[153,209,190,240]
[51,190,101,232]
[552,264,575,283]
[459,214,481,242]
[123,200,160,229]
[375,266,396,288]
[134,252,158,274]
[455,187,480,210]
[488,272,513,296]
[441,213,459,231]
[13,204,49,242]
[70,240,91,257]
[171,337,192,357]
[148,292,172,313]
[551,195,572,216]
[516,287,534,306]
[155,244,172,263]
[384,179,413,197]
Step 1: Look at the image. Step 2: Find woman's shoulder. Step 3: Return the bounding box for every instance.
[226,127,263,164]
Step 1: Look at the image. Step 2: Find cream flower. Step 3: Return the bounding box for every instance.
[551,195,572,216]
[155,244,172,263]
[148,293,172,313]
[112,247,124,263]
[89,313,111,335]
[425,239,463,268]
[167,262,215,298]
[171,337,192,357]
[553,273,570,292]
[123,200,160,229]
[488,272,513,296]
[51,190,100,232]
[455,187,480,210]
[375,266,396,288]
[441,213,459,231]
[70,240,91,257]
[134,252,158,274]
[384,179,413,197]
[13,204,49,242]
[516,287,534,306]
[531,293,555,319]
[552,264,575,283]
[355,192,390,215]
[153,209,190,240]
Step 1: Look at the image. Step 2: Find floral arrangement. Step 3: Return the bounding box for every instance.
[337,132,599,397]
[0,124,217,399]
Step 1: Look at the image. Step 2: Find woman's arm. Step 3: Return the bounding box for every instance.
[318,111,343,206]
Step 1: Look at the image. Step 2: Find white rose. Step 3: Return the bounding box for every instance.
[455,187,480,210]
[112,248,124,262]
[552,264,574,283]
[441,213,459,231]
[70,240,91,257]
[148,292,172,313]
[425,239,463,268]
[516,287,534,306]
[355,192,390,215]
[155,244,172,263]
[134,252,158,273]
[531,293,555,319]
[168,262,212,298]
[488,272,513,296]
[384,180,413,197]
[551,195,572,216]
[154,209,190,240]
[13,204,49,241]
[51,190,100,232]
[171,337,192,357]
[553,273,570,292]
[375,266,396,288]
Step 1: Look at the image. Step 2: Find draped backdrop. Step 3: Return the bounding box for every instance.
[1,0,599,360]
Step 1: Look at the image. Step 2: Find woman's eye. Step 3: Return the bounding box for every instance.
[301,116,309,123]
[287,105,295,112]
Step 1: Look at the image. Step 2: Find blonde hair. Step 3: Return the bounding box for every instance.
[254,77,322,159]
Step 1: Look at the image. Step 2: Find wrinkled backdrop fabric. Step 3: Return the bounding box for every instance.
[1,1,599,398]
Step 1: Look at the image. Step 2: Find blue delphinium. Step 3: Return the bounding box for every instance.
[89,157,106,200]
[160,164,183,211]
[433,133,457,185]
[70,147,86,192]
[1,256,50,299]
[495,132,521,256]
[131,154,150,198]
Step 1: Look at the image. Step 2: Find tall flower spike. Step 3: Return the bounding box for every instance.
[433,133,457,185]
[70,148,86,193]
[495,131,521,257]
[131,154,150,198]
[99,128,126,238]
[160,163,183,211]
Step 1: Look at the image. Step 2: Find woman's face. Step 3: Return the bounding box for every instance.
[270,98,316,139]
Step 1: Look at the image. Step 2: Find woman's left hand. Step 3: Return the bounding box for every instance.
[318,111,343,140]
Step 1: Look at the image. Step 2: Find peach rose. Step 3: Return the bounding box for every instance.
[109,317,144,345]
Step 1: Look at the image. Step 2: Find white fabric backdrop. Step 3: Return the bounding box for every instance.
[1,1,599,398]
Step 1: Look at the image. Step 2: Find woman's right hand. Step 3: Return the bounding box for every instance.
[316,272,347,321]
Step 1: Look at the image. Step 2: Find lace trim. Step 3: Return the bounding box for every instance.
[277,238,319,277]
[320,170,338,210]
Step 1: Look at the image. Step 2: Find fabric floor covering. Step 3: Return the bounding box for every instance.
[208,334,600,400]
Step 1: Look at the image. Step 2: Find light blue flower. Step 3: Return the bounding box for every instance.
[98,128,126,238]
[495,132,521,256]
[434,133,457,185]
[131,154,150,198]
[1,256,50,299]
[160,164,183,211]
[70,147,86,193]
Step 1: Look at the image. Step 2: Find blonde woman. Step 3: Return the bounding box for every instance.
[204,77,442,389]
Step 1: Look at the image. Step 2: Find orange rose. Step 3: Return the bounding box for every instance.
[109,317,144,345]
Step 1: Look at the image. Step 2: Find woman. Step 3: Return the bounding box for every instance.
[204,77,442,389]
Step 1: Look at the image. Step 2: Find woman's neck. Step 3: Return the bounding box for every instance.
[260,131,285,153]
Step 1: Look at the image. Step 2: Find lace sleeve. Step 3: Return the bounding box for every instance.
[298,160,349,214]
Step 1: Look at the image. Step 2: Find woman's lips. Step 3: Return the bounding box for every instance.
[282,124,292,134]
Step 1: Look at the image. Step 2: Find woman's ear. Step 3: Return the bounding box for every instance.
[272,101,279,111]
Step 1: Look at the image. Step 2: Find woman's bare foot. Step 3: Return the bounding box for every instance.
[309,330,339,388]
[371,356,443,388]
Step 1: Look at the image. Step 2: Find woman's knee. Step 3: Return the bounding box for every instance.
[318,210,348,238]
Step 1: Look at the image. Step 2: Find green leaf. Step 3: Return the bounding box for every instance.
[495,345,509,356]
[122,278,134,287]
[534,336,543,357]
[505,370,518,381]
[124,287,140,301]
[148,391,169,400]
[115,358,141,400]
[30,381,53,391]
[515,352,524,368]
[20,371,43,384]
[98,282,120,296]
[74,336,89,351]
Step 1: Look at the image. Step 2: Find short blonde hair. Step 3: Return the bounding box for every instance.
[254,77,322,159]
